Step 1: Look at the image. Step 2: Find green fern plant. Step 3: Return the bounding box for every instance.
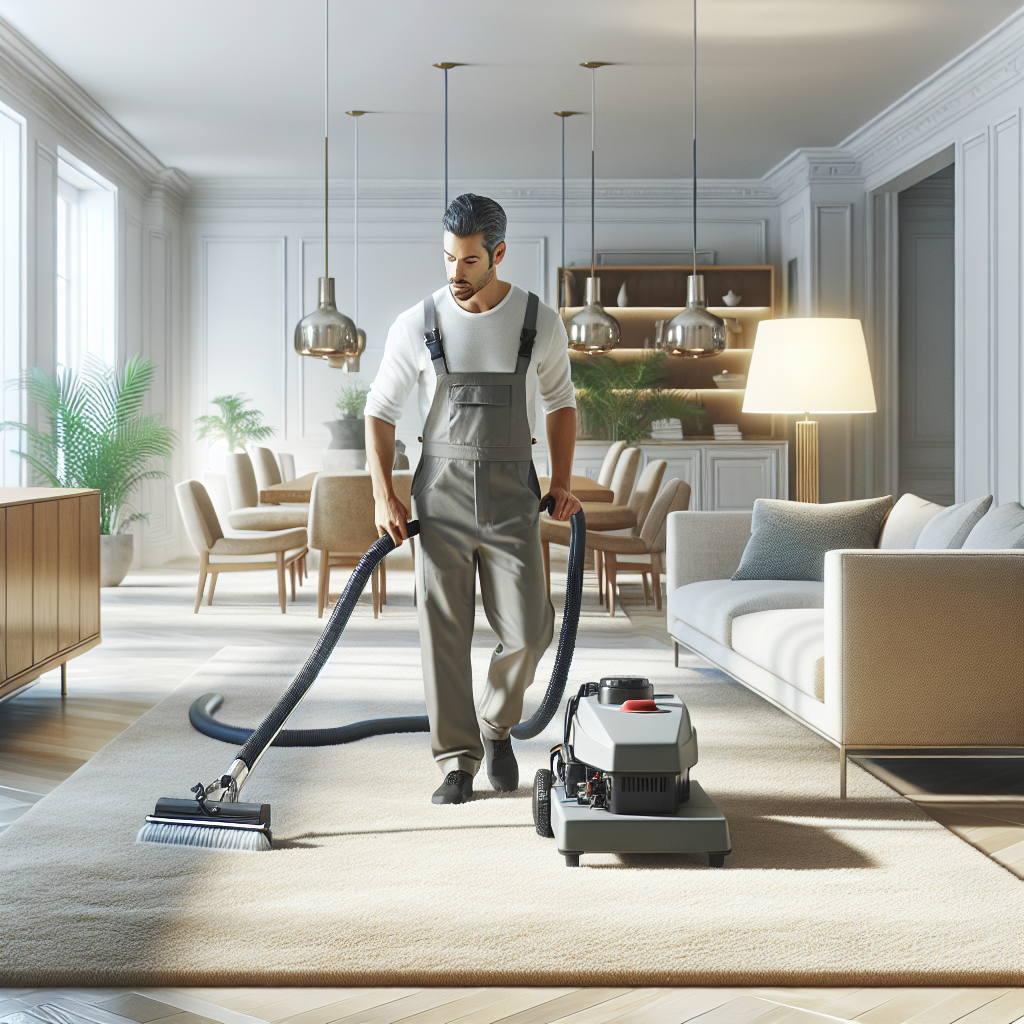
[335,383,370,420]
[571,352,709,444]
[195,394,274,452]
[3,355,177,535]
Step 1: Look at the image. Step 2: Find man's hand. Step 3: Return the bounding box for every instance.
[375,491,410,545]
[543,486,582,522]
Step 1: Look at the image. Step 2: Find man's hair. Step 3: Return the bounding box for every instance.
[442,193,507,264]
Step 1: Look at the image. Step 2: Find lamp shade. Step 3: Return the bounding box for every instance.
[742,318,876,414]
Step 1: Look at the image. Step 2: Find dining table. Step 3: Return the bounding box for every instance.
[261,471,614,506]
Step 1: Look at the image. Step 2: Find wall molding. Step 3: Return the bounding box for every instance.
[844,8,1024,188]
[0,16,190,207]
[185,176,779,212]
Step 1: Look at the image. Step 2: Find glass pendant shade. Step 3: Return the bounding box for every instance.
[569,277,621,354]
[329,328,365,372]
[666,274,726,358]
[294,277,360,364]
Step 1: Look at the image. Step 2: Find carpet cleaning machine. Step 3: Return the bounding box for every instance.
[138,501,730,867]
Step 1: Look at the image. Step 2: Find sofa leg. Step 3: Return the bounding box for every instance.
[673,640,679,668]
[840,745,847,799]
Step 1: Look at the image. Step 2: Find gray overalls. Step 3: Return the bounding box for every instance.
[411,292,555,776]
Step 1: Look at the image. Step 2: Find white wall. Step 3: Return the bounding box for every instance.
[186,183,779,480]
[0,19,190,566]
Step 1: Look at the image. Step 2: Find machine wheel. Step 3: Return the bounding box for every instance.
[533,769,554,838]
[709,853,727,868]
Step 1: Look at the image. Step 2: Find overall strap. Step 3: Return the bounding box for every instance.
[422,297,448,374]
[515,291,540,374]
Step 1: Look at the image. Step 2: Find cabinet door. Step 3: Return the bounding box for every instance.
[656,450,702,511]
[6,504,33,677]
[58,497,81,651]
[33,500,59,663]
[80,493,100,640]
[571,441,614,481]
[704,447,779,511]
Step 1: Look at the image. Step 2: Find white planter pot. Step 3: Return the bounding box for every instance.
[100,534,134,587]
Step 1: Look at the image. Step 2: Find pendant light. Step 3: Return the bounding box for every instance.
[433,62,465,210]
[294,0,360,367]
[342,109,369,373]
[569,63,620,354]
[666,0,726,359]
[554,111,581,311]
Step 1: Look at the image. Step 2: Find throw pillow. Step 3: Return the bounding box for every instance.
[878,493,946,549]
[962,501,1024,549]
[732,495,894,583]
[916,494,993,549]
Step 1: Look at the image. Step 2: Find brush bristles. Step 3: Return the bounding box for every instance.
[137,822,271,852]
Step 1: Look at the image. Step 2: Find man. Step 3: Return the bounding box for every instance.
[365,193,581,805]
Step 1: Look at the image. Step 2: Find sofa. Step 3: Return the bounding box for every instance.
[665,496,1024,796]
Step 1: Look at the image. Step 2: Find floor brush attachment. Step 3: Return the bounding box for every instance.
[138,523,419,852]
[137,796,272,852]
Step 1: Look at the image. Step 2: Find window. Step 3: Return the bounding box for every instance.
[0,103,23,485]
[56,156,115,373]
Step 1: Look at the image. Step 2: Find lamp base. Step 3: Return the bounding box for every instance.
[796,418,819,503]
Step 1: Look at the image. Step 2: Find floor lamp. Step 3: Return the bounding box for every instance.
[742,319,876,503]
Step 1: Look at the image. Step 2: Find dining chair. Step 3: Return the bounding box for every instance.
[251,446,282,492]
[175,479,307,614]
[596,458,667,604]
[588,478,691,616]
[596,440,628,488]
[308,470,413,618]
[276,452,297,483]
[224,451,309,530]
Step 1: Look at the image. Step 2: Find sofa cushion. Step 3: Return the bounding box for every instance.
[731,609,826,702]
[962,502,1024,550]
[732,496,893,582]
[878,493,945,548]
[916,494,993,549]
[668,578,825,647]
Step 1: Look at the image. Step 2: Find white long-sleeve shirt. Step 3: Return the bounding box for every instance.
[365,284,576,435]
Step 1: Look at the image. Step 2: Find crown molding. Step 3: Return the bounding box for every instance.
[762,148,864,205]
[842,7,1024,188]
[0,16,190,204]
[186,176,776,211]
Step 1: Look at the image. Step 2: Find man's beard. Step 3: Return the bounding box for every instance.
[449,264,494,300]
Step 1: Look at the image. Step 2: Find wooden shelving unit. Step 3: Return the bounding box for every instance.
[559,264,775,311]
[559,265,778,438]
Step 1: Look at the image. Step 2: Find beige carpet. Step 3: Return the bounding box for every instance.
[1,634,1021,987]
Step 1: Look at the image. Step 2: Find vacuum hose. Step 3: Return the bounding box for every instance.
[190,500,586,762]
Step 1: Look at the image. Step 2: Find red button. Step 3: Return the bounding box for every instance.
[621,699,660,713]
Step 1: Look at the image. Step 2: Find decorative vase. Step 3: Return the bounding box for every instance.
[100,534,134,587]
[616,281,628,307]
[722,290,742,307]
[325,417,365,450]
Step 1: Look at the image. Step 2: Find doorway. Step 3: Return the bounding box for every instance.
[897,165,955,503]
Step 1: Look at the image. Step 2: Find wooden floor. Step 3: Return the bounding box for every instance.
[1,985,1023,1024]
[1,564,1021,1022]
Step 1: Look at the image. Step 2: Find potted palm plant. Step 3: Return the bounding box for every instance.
[194,394,275,453]
[4,355,177,586]
[571,352,710,443]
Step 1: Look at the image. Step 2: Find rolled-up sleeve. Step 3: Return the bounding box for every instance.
[537,313,577,415]
[365,318,423,426]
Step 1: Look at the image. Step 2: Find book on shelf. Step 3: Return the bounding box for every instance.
[712,423,743,440]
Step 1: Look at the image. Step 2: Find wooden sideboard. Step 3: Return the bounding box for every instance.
[0,488,101,702]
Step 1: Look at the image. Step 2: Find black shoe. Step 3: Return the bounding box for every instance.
[432,770,474,805]
[484,736,519,792]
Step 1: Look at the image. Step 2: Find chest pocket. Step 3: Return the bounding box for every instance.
[448,384,511,447]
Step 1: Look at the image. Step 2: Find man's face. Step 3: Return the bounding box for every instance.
[444,231,505,301]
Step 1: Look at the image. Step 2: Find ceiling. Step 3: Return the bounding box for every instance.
[0,0,1020,182]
